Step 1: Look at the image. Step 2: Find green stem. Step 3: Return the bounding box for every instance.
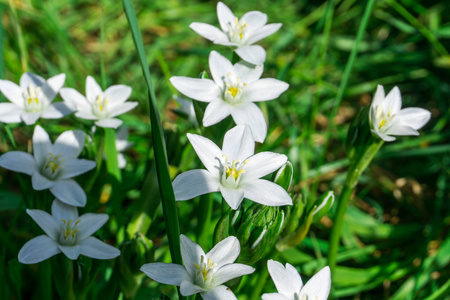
[64,260,76,300]
[7,0,28,71]
[197,194,213,249]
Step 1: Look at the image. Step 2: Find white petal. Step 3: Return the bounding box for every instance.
[0,80,24,108]
[59,245,81,260]
[59,159,96,179]
[244,79,289,102]
[187,133,223,178]
[241,11,267,32]
[235,45,266,65]
[141,262,190,286]
[243,179,292,206]
[108,101,138,118]
[300,266,331,300]
[222,125,254,161]
[209,51,235,91]
[180,280,205,296]
[26,209,60,240]
[261,293,290,300]
[233,61,263,83]
[0,103,22,123]
[217,2,235,32]
[207,236,240,268]
[118,153,127,169]
[180,234,205,277]
[53,130,85,159]
[76,213,108,241]
[86,76,102,103]
[79,237,120,259]
[41,73,65,103]
[241,152,287,183]
[51,199,79,221]
[32,125,52,167]
[50,179,86,207]
[103,85,132,105]
[371,85,385,108]
[20,72,45,90]
[371,129,396,142]
[190,22,228,43]
[395,107,431,130]
[219,187,244,210]
[201,285,237,300]
[383,86,402,115]
[267,260,302,296]
[21,112,42,125]
[76,111,99,120]
[246,23,282,45]
[212,263,255,286]
[203,99,232,127]
[31,172,54,190]
[231,102,267,142]
[41,102,74,119]
[0,151,36,175]
[170,77,220,102]
[173,169,220,201]
[384,123,419,136]
[18,235,61,264]
[95,118,123,128]
[60,87,89,111]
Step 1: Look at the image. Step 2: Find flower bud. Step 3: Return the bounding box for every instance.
[312,191,335,223]
[346,106,373,162]
[273,161,293,191]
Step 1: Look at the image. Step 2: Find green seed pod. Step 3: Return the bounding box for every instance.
[276,208,314,252]
[312,191,335,223]
[282,194,305,236]
[273,161,294,191]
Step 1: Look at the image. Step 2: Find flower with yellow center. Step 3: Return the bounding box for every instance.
[369,85,431,142]
[172,125,292,209]
[18,200,120,264]
[0,72,72,125]
[141,234,254,299]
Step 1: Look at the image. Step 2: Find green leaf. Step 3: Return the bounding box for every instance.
[104,128,122,182]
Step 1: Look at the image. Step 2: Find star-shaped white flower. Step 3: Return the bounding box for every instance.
[190,1,282,65]
[18,199,120,264]
[60,76,138,129]
[0,72,72,125]
[170,51,288,142]
[263,260,331,300]
[173,125,292,210]
[141,234,254,300]
[369,85,431,142]
[0,125,95,207]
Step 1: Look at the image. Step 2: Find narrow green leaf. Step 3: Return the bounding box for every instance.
[104,128,122,182]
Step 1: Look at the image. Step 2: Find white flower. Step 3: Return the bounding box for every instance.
[173,125,292,210]
[0,125,95,207]
[141,234,254,300]
[60,76,138,129]
[369,85,431,142]
[0,72,72,125]
[18,199,120,264]
[190,1,282,65]
[170,51,288,142]
[174,94,198,126]
[263,260,331,300]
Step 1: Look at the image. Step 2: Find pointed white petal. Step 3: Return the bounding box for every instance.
[217,2,235,32]
[108,101,138,117]
[241,11,267,32]
[79,237,120,259]
[243,179,292,206]
[76,213,108,241]
[383,86,402,115]
[219,187,244,210]
[33,125,52,167]
[0,103,22,123]
[244,79,289,102]
[209,51,236,90]
[371,85,385,108]
[41,73,65,103]
[31,172,54,190]
[103,85,132,105]
[141,262,190,286]
[60,87,89,111]
[180,234,205,277]
[371,129,396,142]
[267,260,302,296]
[20,72,45,90]
[173,169,220,201]
[187,133,223,178]
[51,199,79,221]
[94,118,123,128]
[180,280,205,296]
[21,112,42,125]
[241,152,287,183]
[395,107,431,130]
[41,102,74,119]
[384,123,419,136]
[300,266,331,300]
[0,151,36,175]
[53,130,85,158]
[190,22,228,43]
[235,45,266,65]
[261,293,290,300]
[18,235,61,264]
[59,245,81,260]
[86,76,102,103]
[233,61,263,83]
[203,99,232,127]
[231,102,267,142]
[170,77,220,102]
[213,263,255,286]
[201,285,237,300]
[246,23,282,45]
[26,209,60,240]
[207,236,240,268]
[0,80,24,108]
[59,159,96,179]
[222,125,254,161]
[50,179,86,207]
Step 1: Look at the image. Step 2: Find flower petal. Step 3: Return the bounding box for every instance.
[50,179,86,207]
[231,102,267,142]
[233,61,263,84]
[41,73,65,103]
[217,2,235,32]
[86,76,102,103]
[384,123,419,136]
[209,51,235,91]
[371,129,396,142]
[261,293,290,300]
[76,213,108,241]
[20,72,45,90]
[103,85,132,105]
[187,133,223,178]
[244,79,288,102]
[21,112,42,125]
[59,159,96,179]
[18,235,61,264]
[108,101,138,118]
[0,151,36,175]
[243,179,292,206]
[41,102,74,119]
[0,103,22,123]
[141,262,190,286]
[180,281,205,296]
[300,266,331,300]
[0,80,24,108]
[235,45,266,65]
[170,77,220,102]
[26,209,60,240]
[241,11,267,32]
[31,172,55,190]
[267,260,302,296]
[219,187,244,210]
[203,99,232,127]
[190,22,228,43]
[201,285,237,300]
[207,236,240,268]
[371,85,385,108]
[173,169,220,201]
[60,87,89,111]
[32,125,52,167]
[212,263,255,286]
[58,245,81,260]
[53,130,85,159]
[222,125,254,161]
[180,234,205,277]
[395,107,431,130]
[383,86,402,115]
[246,23,282,45]
[79,237,120,259]
[95,118,123,128]
[241,152,287,183]
[51,199,79,221]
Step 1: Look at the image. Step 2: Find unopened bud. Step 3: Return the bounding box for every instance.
[312,191,335,223]
[273,161,293,191]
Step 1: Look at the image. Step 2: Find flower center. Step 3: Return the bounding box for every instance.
[227,17,248,43]
[223,73,247,104]
[375,105,396,131]
[193,255,217,288]
[23,84,44,112]
[59,218,81,246]
[92,93,109,118]
[42,152,63,180]
[220,155,248,188]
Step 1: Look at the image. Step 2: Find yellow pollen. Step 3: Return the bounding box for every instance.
[379,119,387,129]
[226,87,239,98]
